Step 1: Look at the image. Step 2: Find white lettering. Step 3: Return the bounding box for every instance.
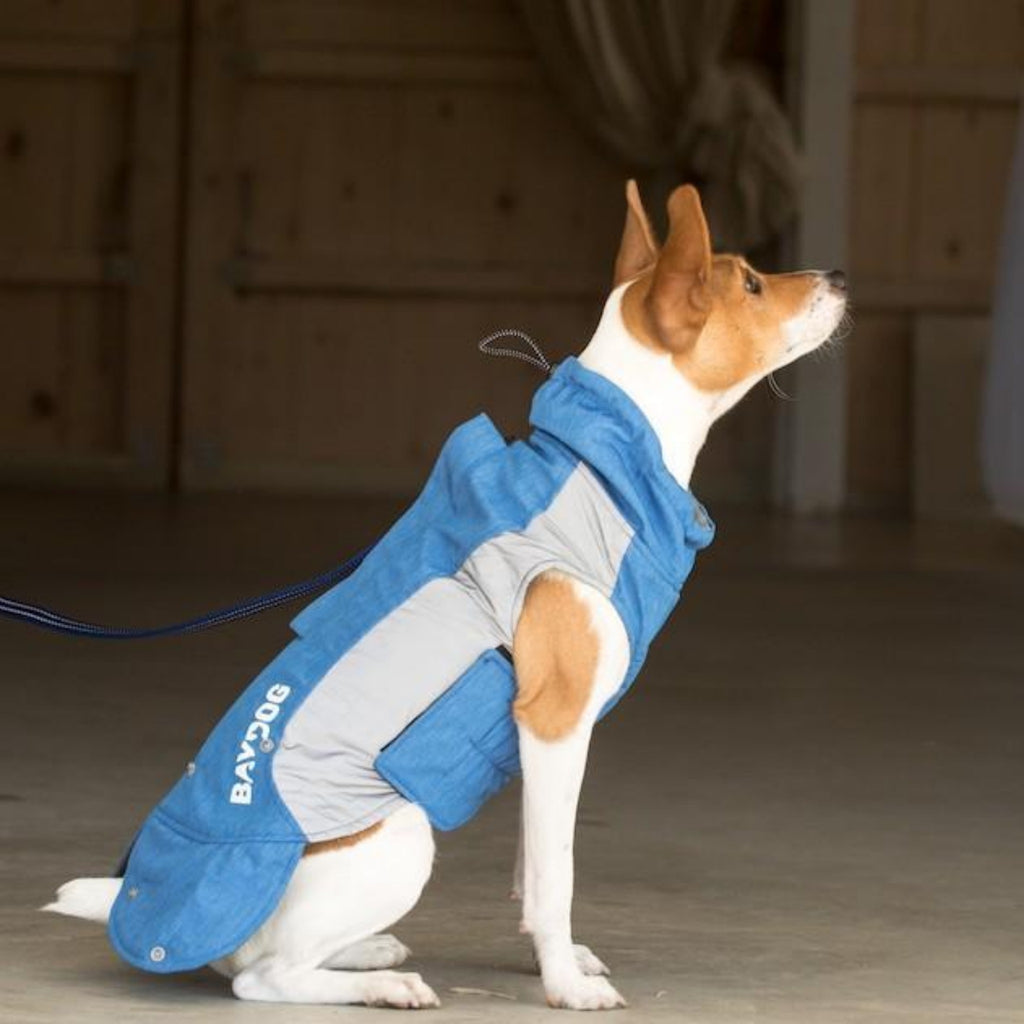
[227,682,292,804]
[254,702,280,724]
[245,720,270,743]
[229,782,252,805]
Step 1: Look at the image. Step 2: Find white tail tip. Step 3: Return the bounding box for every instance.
[41,877,122,924]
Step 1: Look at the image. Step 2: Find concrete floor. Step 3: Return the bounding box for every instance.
[2,492,1024,1023]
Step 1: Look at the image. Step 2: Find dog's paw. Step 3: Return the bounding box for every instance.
[573,944,610,977]
[361,971,440,1009]
[544,972,626,1011]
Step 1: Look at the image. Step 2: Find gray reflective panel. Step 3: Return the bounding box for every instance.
[273,464,634,839]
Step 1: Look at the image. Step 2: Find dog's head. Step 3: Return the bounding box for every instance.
[612,180,848,418]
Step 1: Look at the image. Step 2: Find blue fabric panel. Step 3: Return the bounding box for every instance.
[108,637,338,971]
[529,360,715,583]
[375,649,519,831]
[108,810,304,973]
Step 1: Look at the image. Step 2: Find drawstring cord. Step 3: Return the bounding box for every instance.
[477,328,552,377]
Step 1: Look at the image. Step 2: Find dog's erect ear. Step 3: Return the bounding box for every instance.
[613,180,660,286]
[645,184,712,353]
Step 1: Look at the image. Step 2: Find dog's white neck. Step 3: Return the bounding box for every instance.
[578,285,714,490]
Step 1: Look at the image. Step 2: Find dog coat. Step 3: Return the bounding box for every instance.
[108,357,714,973]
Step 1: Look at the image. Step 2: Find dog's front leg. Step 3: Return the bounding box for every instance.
[518,720,623,1009]
[513,572,628,1010]
[514,779,611,979]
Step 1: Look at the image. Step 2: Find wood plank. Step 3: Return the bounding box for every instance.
[922,0,1024,68]
[0,451,137,487]
[119,0,184,486]
[0,0,181,487]
[235,82,404,262]
[0,289,63,453]
[179,0,247,489]
[67,74,129,252]
[0,1,137,39]
[856,277,993,311]
[0,251,130,285]
[857,65,1023,102]
[856,0,922,66]
[393,86,622,270]
[0,40,134,73]
[850,104,915,279]
[0,78,72,253]
[247,0,531,53]
[248,49,540,88]
[60,289,124,454]
[226,257,607,300]
[292,86,399,261]
[914,105,1018,282]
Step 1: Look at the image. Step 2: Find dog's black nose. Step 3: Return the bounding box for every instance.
[825,269,847,292]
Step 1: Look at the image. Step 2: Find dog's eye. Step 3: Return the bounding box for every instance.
[744,271,762,296]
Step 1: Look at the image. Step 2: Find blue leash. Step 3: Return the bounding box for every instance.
[0,543,374,640]
[1,328,549,641]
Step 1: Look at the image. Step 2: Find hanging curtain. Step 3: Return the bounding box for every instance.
[516,0,801,250]
[982,109,1024,527]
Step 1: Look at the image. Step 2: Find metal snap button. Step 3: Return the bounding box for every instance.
[259,738,274,754]
[149,945,166,963]
[127,887,140,900]
[185,761,196,777]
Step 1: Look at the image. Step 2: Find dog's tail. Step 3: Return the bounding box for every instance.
[41,877,122,924]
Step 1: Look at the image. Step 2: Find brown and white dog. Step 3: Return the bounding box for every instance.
[46,181,848,1010]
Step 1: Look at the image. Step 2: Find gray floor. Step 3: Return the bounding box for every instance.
[2,492,1024,1023]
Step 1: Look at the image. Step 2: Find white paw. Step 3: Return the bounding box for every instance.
[573,944,610,977]
[544,972,626,1010]
[325,934,411,970]
[361,971,440,1009]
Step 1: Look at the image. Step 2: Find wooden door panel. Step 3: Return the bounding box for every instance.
[0,0,181,487]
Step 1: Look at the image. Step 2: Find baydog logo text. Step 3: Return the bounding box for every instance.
[229,683,291,804]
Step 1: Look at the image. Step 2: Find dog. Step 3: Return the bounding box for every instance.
[44,181,848,1010]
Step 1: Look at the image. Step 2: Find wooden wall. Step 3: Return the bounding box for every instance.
[0,0,789,506]
[847,0,1023,513]
[178,0,779,501]
[179,0,625,493]
[0,0,181,487]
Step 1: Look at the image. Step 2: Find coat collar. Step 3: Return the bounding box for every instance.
[528,358,714,586]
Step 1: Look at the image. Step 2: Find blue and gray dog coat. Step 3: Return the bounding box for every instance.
[108,357,714,973]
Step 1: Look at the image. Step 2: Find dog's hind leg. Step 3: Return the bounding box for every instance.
[232,958,438,1007]
[220,803,438,1007]
[321,934,411,970]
